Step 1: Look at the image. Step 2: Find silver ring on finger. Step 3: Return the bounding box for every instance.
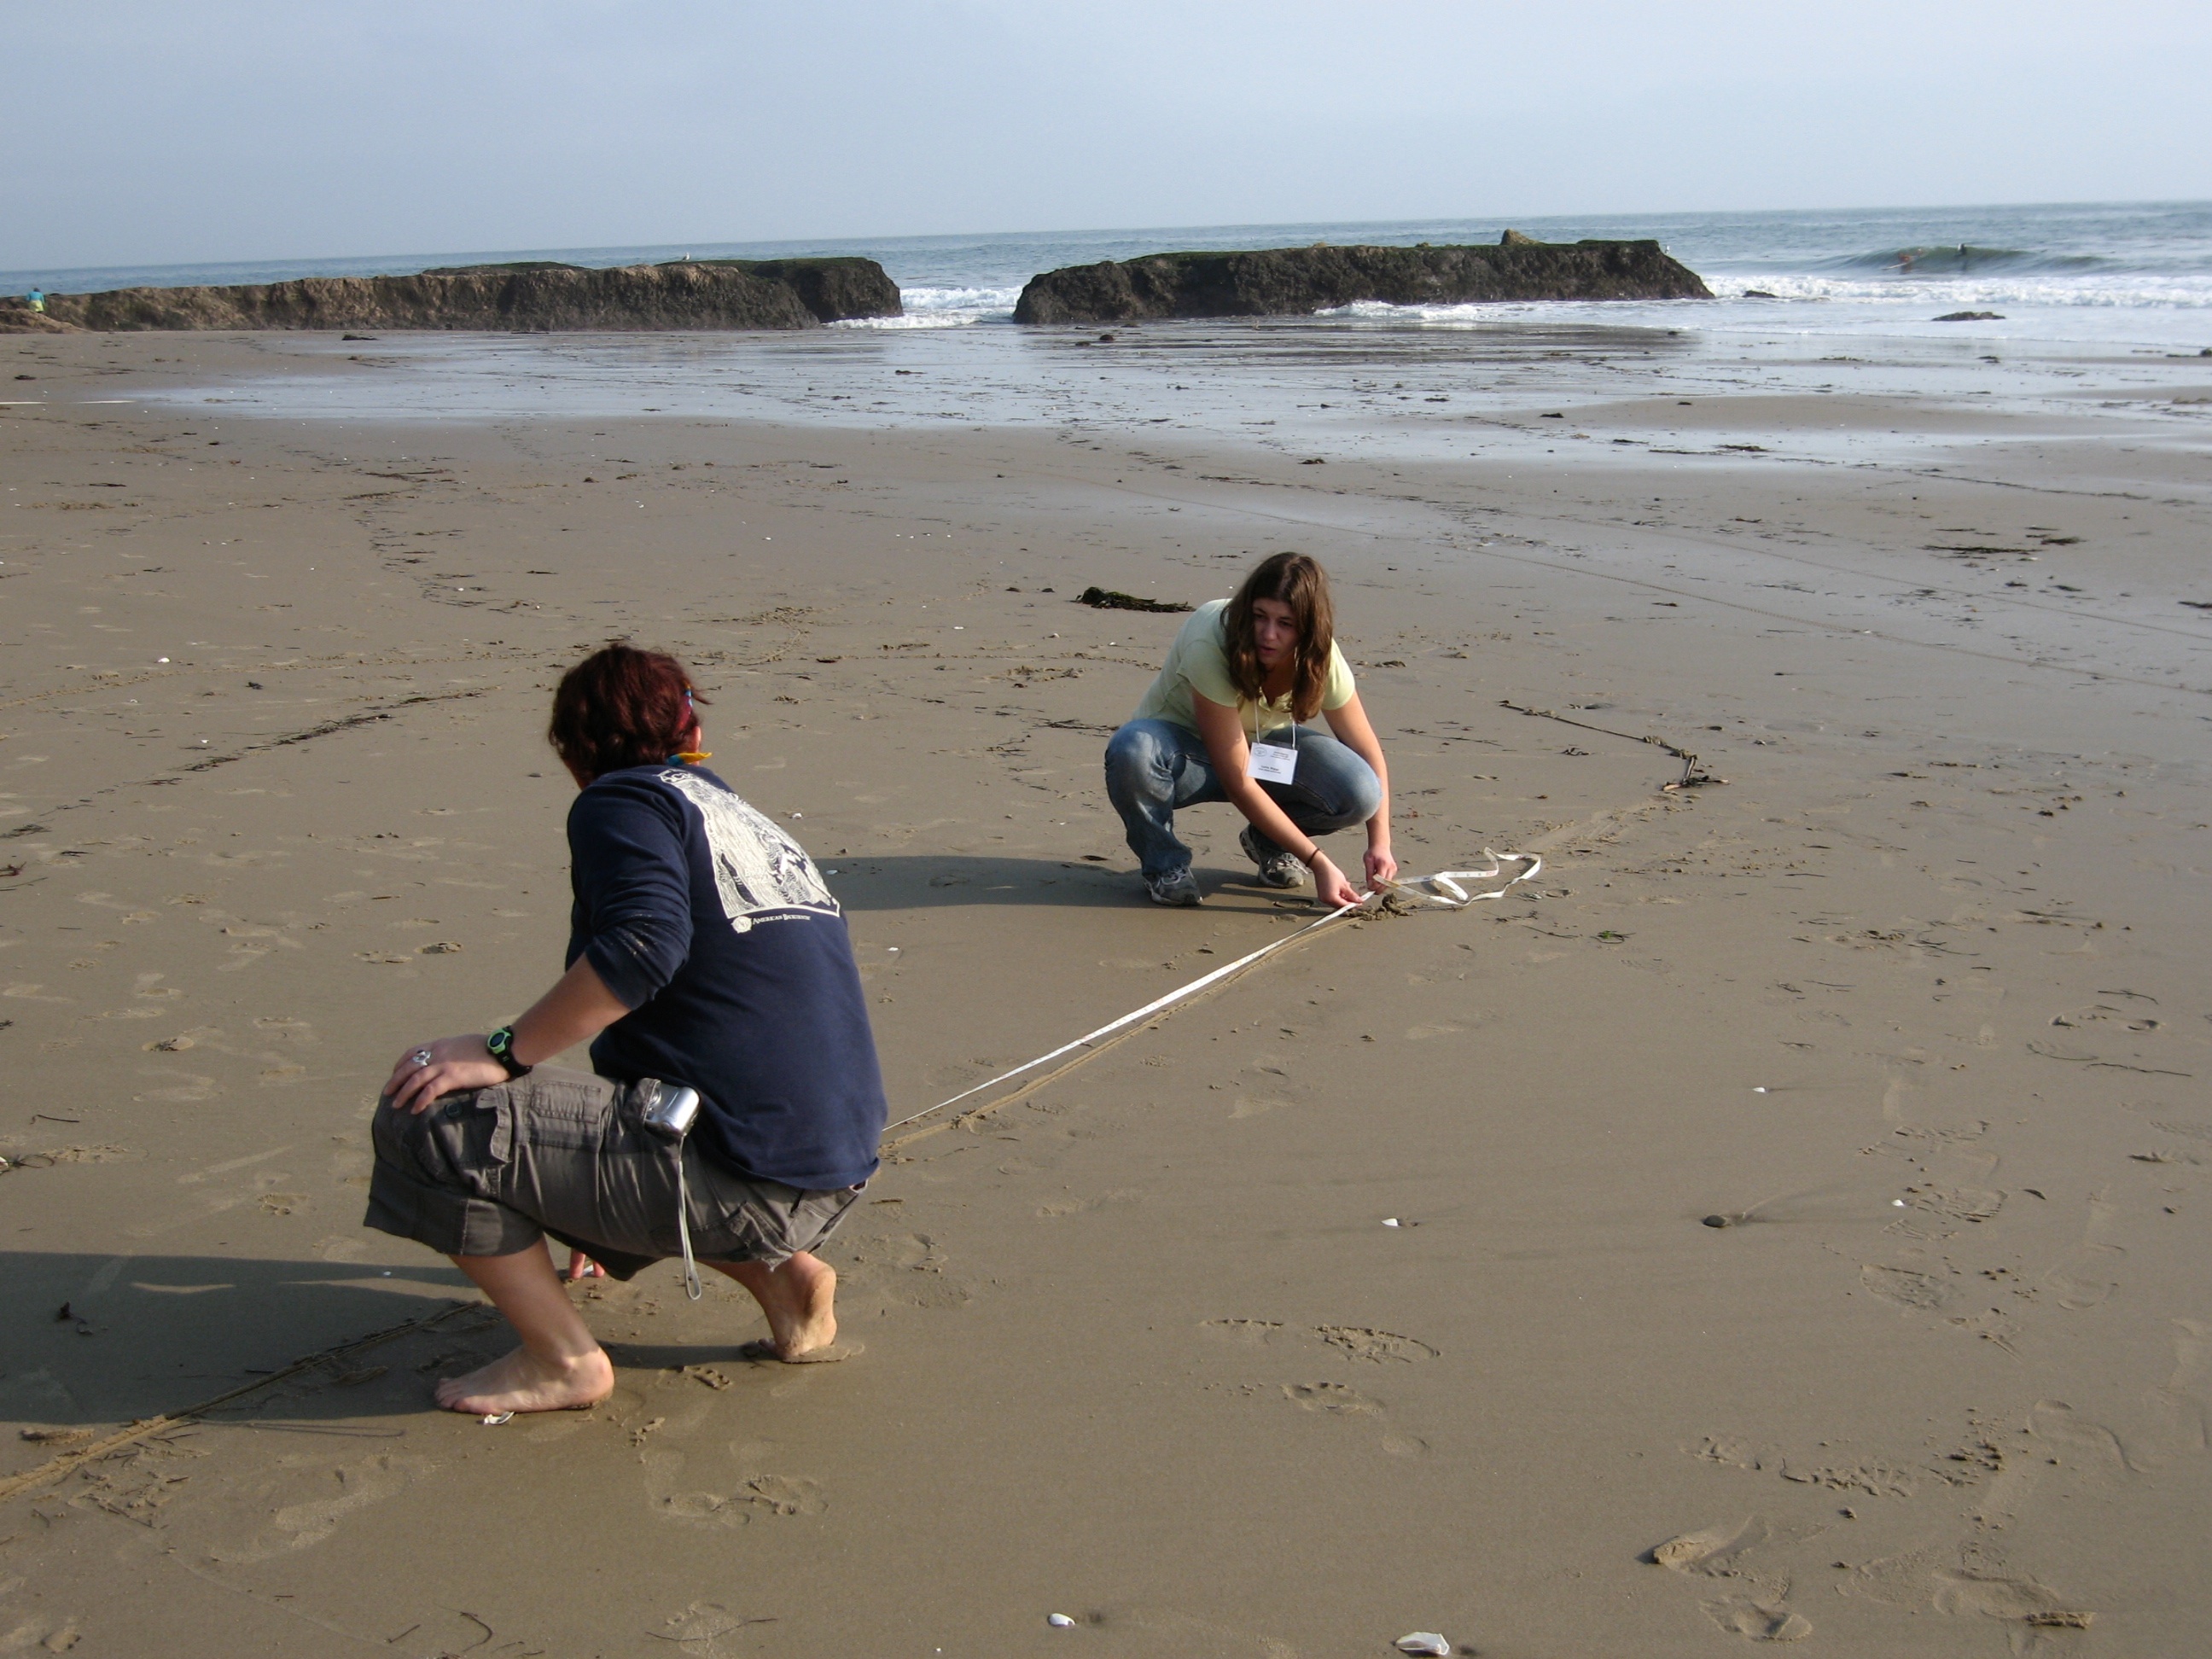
[412,1049,433,1067]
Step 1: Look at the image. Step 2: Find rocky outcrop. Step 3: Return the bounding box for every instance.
[30,257,901,332]
[678,259,900,324]
[0,300,73,334]
[1013,234,1711,323]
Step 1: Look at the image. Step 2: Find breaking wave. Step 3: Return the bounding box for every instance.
[830,284,1022,328]
[1821,244,2114,276]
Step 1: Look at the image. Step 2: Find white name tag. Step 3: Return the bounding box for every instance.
[1248,742,1298,785]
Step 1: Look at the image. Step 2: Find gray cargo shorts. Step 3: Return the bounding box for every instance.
[364,1066,864,1280]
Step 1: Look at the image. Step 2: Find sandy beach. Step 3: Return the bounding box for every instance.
[3,320,2209,1656]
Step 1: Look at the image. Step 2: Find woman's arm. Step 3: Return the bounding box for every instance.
[1190,692,1363,908]
[381,954,633,1115]
[1321,692,1397,889]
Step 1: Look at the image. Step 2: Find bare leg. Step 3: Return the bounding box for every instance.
[712,1251,841,1359]
[434,1245,615,1414]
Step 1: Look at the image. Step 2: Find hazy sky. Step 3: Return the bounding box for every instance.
[7,0,2208,269]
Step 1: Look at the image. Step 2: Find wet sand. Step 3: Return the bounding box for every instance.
[2,327,2209,1656]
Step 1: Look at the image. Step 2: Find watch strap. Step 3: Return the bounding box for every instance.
[485,1026,530,1077]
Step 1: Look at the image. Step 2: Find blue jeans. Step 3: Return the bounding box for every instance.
[1103,718,1382,880]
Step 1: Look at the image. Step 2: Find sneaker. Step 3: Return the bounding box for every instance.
[1146,868,1202,907]
[1239,826,1307,889]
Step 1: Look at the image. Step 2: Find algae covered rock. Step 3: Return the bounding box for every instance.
[1013,237,1710,324]
[38,257,901,332]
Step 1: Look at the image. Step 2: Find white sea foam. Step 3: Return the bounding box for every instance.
[1721,274,2212,310]
[831,284,1023,329]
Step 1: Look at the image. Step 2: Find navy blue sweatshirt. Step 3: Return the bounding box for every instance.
[565,764,885,1191]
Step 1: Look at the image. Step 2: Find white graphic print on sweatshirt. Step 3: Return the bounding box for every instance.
[659,769,838,932]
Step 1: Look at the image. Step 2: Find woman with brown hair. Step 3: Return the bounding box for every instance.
[1103,551,1394,908]
[366,643,885,1414]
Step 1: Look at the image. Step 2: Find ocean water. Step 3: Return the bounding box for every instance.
[8,201,2212,352]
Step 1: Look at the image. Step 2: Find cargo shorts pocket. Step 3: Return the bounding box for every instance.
[708,1179,863,1266]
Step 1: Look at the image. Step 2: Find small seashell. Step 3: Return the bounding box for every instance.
[481,1411,514,1426]
[1382,1218,1400,1228]
[1396,1635,1450,1656]
[1047,1613,1076,1628]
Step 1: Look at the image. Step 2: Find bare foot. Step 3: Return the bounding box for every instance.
[736,1336,861,1365]
[432,1343,614,1415]
[714,1252,840,1360]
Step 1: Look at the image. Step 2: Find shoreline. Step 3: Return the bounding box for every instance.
[1,326,2207,1655]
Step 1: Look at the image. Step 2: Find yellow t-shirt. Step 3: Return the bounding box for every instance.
[1131,599,1357,739]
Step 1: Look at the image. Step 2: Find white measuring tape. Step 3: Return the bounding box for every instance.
[882,851,1540,1137]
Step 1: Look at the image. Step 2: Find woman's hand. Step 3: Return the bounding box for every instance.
[1311,853,1364,910]
[382,1034,508,1115]
[1365,843,1399,890]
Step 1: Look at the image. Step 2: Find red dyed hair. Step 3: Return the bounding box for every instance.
[548,643,707,781]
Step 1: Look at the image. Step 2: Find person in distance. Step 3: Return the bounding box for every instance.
[1103,551,1395,908]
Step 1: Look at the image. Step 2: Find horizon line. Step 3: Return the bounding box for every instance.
[8,195,2205,294]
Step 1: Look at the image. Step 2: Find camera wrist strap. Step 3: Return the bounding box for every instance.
[675,1146,701,1301]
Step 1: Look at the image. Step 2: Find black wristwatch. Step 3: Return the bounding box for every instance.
[485,1026,530,1078]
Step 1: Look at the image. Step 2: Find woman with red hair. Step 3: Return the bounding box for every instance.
[366,644,886,1415]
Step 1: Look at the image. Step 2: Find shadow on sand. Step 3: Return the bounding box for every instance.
[0,1250,814,1441]
[1,1251,481,1429]
[827,853,1289,911]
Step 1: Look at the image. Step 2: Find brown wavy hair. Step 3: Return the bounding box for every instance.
[1224,552,1336,723]
[548,643,709,781]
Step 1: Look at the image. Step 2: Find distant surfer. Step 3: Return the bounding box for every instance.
[366,645,885,1414]
[1103,552,1395,909]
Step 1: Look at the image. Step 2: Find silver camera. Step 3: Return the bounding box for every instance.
[637,1080,701,1140]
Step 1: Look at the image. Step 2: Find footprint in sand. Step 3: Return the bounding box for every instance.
[1932,1569,2093,1637]
[654,1601,774,1656]
[1279,1382,1428,1458]
[2148,1318,2212,1458]
[1199,1319,1439,1363]
[1315,1325,1439,1364]
[2042,1187,2125,1310]
[740,1472,827,1516]
[1901,1184,2003,1225]
[1200,1318,1287,1348]
[639,1450,752,1528]
[1686,1435,1782,1474]
[212,1452,439,1562]
[888,1232,972,1308]
[1650,1515,1772,1575]
[0,1613,83,1653]
[835,1226,969,1307]
[1650,1517,1811,1641]
[1034,1188,1141,1219]
[1778,1452,1918,1499]
[641,1447,827,1528]
[1702,1598,1813,1643]
[132,1068,221,1103]
[1861,1264,1953,1311]
[2028,1399,2142,1478]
